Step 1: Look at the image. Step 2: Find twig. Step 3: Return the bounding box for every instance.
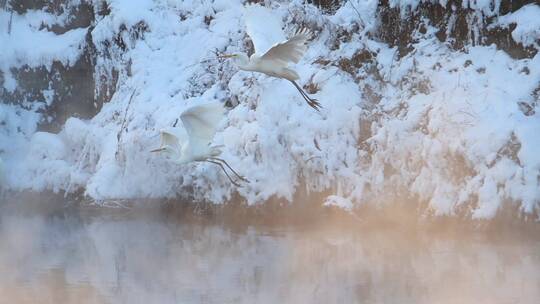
[7,9,13,35]
[180,57,219,72]
[305,155,322,163]
[103,200,132,209]
[83,199,133,210]
[385,47,398,81]
[116,89,137,160]
[347,0,365,28]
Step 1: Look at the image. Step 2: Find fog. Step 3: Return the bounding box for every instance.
[0,199,539,304]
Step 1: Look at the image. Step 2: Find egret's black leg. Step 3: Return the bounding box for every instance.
[289,80,322,111]
[291,80,311,100]
[207,160,241,187]
[209,157,249,183]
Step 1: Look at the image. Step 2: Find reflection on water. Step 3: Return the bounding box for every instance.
[0,205,539,304]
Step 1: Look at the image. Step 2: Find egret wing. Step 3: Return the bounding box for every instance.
[180,102,225,152]
[159,127,188,152]
[244,5,286,55]
[260,28,311,65]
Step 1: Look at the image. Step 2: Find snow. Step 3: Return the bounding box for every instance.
[2,70,17,93]
[0,9,87,72]
[331,0,378,31]
[324,195,354,212]
[388,0,504,17]
[1,1,539,219]
[495,4,540,48]
[244,4,287,55]
[0,103,43,188]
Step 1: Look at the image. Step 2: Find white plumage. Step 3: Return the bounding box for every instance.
[260,28,311,66]
[152,127,188,161]
[178,102,225,162]
[151,102,248,186]
[220,5,321,111]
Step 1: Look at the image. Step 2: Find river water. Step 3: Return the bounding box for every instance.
[0,201,539,304]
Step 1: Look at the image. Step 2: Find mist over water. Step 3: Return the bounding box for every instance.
[0,199,539,304]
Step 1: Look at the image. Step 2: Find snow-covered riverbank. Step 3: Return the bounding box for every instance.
[1,1,539,219]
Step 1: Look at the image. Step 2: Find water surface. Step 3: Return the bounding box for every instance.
[0,203,539,304]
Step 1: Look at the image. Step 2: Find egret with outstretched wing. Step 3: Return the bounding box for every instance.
[220,5,321,111]
[151,102,248,186]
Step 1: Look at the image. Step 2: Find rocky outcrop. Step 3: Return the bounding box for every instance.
[1,1,104,132]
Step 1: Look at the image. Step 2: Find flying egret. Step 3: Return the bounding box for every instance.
[219,5,321,111]
[151,102,248,186]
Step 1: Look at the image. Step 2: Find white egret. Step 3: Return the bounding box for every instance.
[220,5,321,111]
[151,102,248,186]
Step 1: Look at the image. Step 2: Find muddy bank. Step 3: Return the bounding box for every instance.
[3,190,539,236]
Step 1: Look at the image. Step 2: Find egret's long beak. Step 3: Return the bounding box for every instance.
[218,54,235,59]
[150,147,165,153]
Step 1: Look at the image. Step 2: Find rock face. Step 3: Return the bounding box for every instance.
[375,0,538,59]
[1,1,105,132]
[4,53,96,133]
